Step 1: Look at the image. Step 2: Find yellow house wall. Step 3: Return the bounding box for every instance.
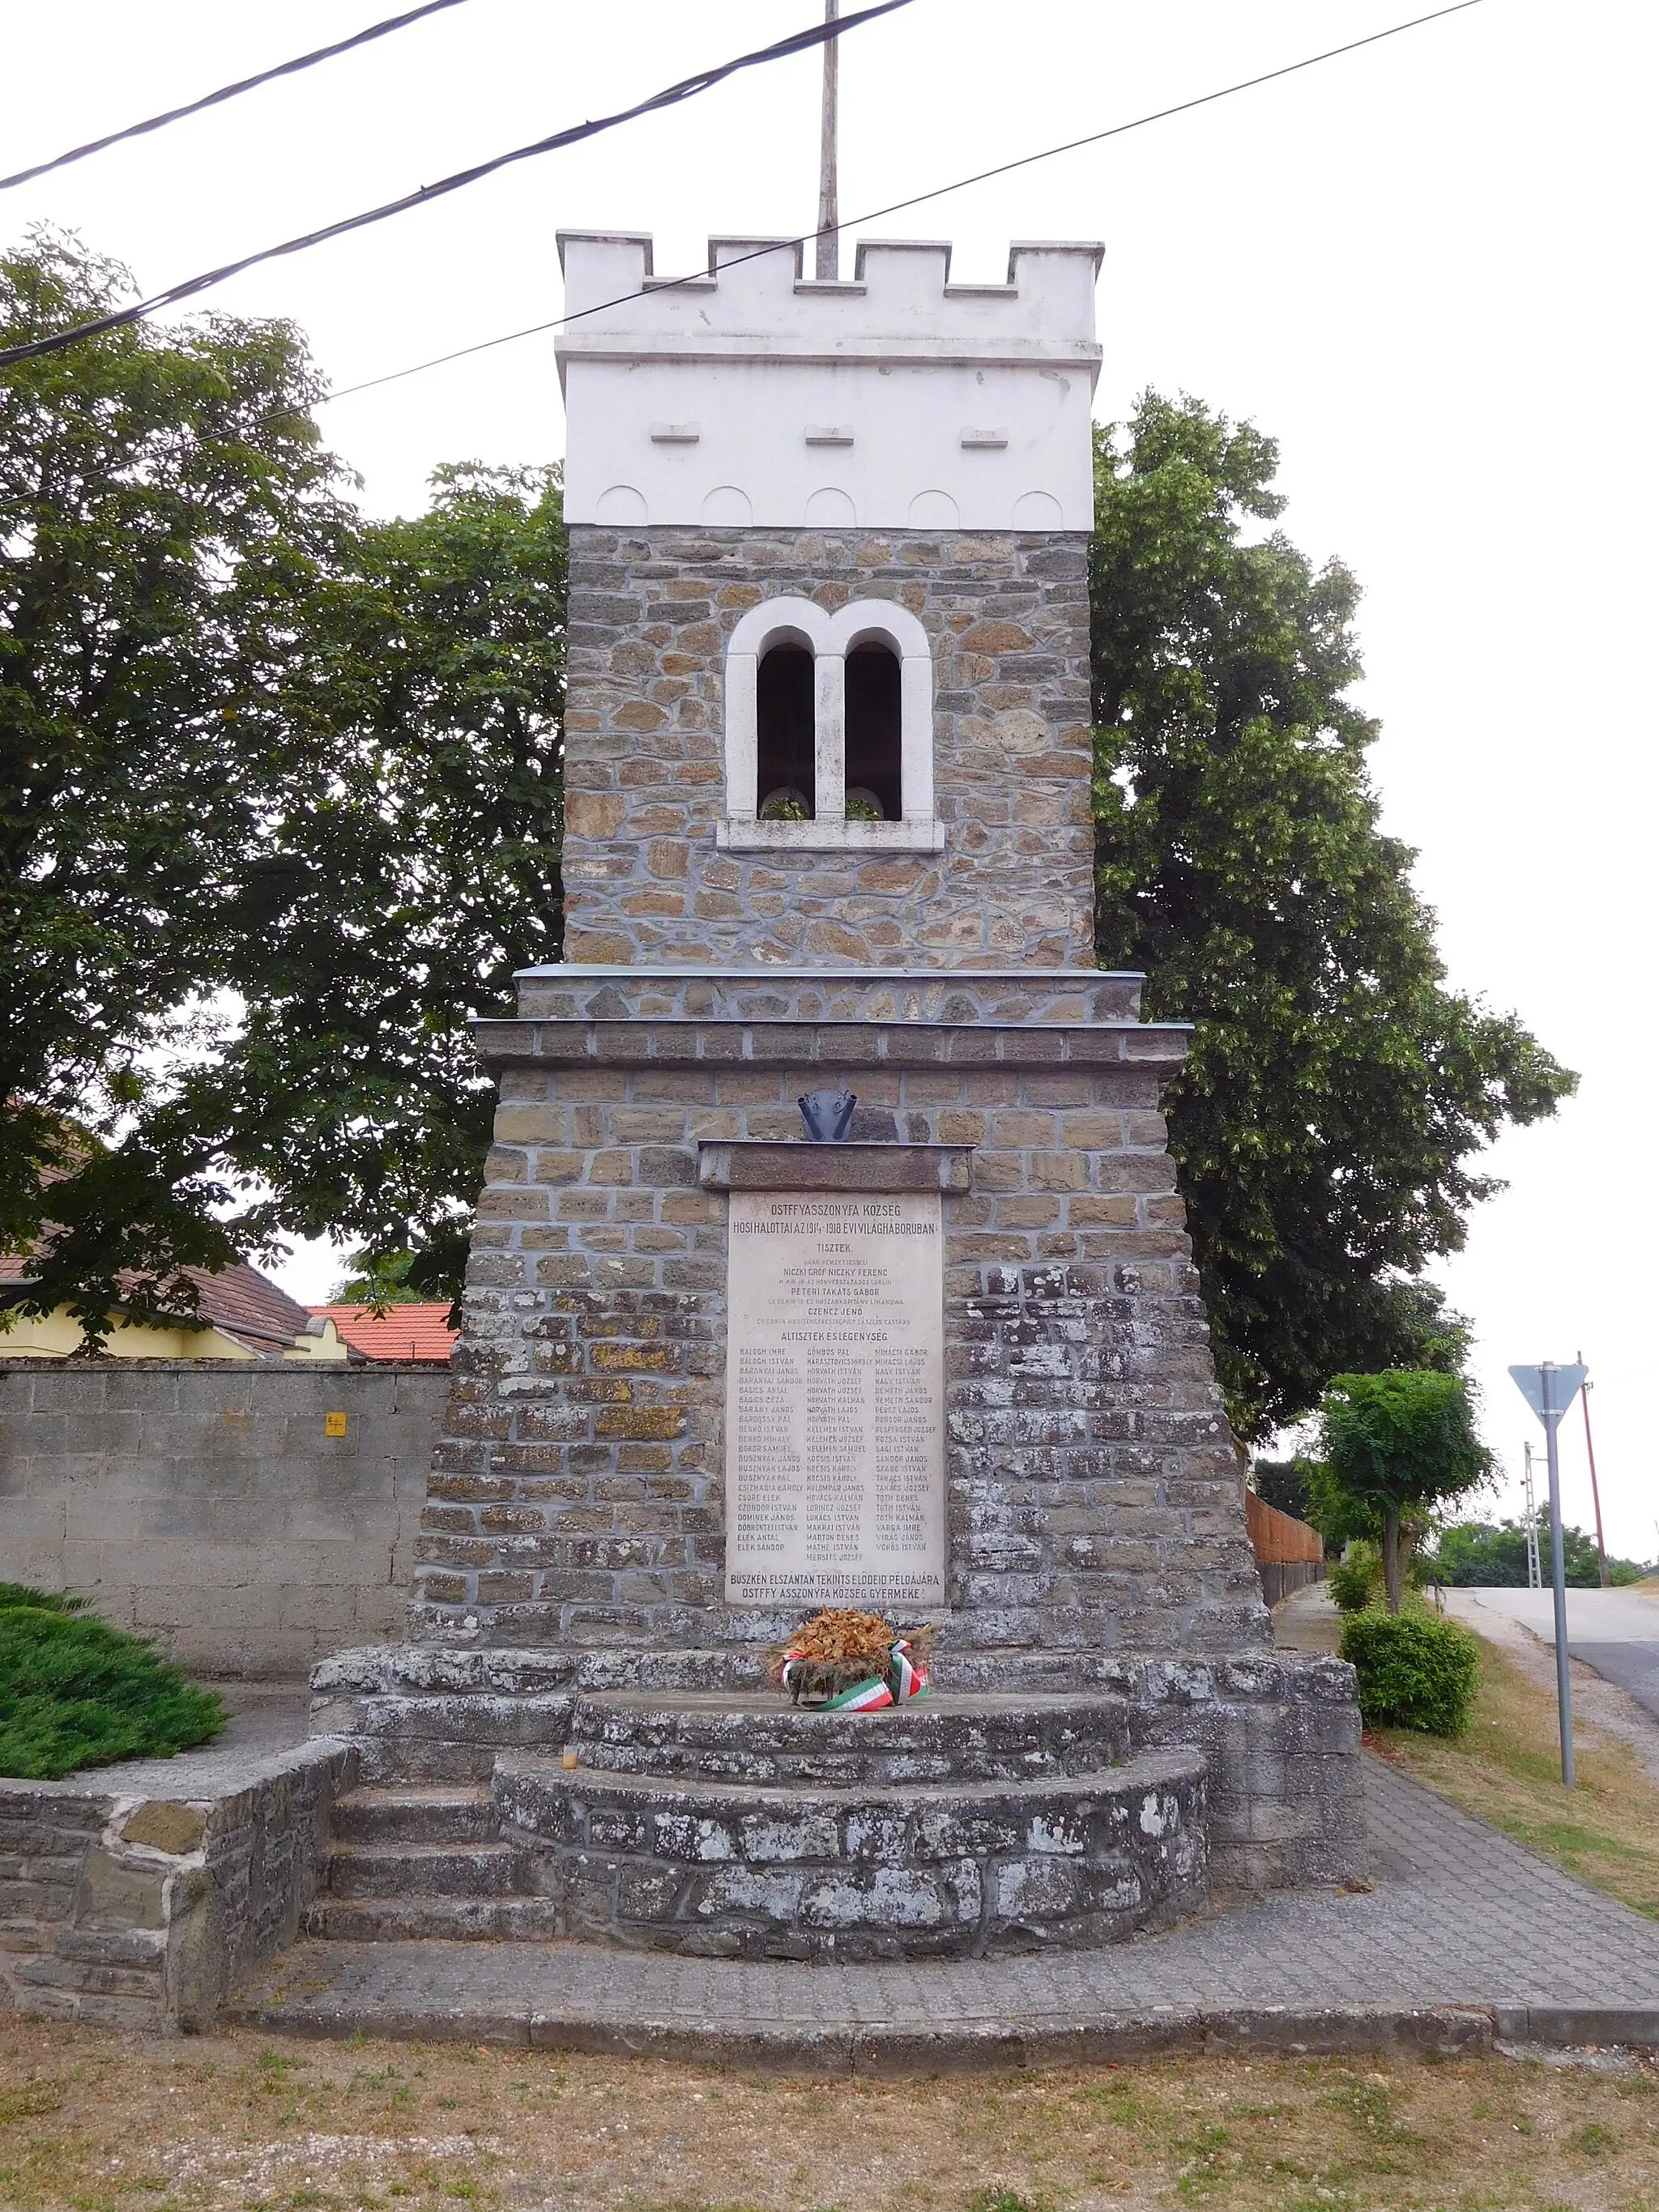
[0,1311,350,1362]
[0,1310,258,1360]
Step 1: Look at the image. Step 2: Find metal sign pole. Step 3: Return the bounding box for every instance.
[1509,1360,1587,1790]
[1541,1362,1574,1788]
[1577,1353,1609,1588]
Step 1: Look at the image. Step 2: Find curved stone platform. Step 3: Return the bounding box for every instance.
[569,1689,1132,1783]
[307,1644,1366,1895]
[495,1742,1205,1960]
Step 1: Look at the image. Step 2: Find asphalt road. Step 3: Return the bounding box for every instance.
[1564,1641,1659,1724]
[1444,1586,1659,1723]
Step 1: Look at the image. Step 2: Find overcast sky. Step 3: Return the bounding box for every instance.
[7,0,1654,1558]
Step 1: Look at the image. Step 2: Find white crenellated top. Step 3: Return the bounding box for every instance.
[557,232,1103,532]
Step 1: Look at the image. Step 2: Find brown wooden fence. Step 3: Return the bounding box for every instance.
[1245,1488,1325,1604]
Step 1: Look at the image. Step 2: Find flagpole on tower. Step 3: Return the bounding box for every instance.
[815,0,840,281]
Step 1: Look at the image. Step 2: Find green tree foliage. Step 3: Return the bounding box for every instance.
[1315,1370,1493,1611]
[1249,1455,1316,1524]
[2,232,564,1336]
[1430,1517,1642,1588]
[1090,395,1574,1438]
[2,229,352,1339]
[204,458,565,1306]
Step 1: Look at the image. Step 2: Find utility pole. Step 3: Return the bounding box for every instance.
[1522,1443,1542,1590]
[1577,1350,1609,1588]
[815,0,840,282]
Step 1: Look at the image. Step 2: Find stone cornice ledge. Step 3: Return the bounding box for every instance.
[697,1141,973,1194]
[470,1017,1192,1076]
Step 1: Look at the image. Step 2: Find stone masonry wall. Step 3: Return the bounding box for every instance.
[413,992,1268,1659]
[561,526,1096,968]
[0,1740,355,2031]
[0,1363,450,1677]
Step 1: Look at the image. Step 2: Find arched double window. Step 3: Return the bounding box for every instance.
[719,598,941,852]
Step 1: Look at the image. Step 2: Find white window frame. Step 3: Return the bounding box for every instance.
[717,596,943,853]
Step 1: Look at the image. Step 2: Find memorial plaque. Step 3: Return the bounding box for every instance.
[724,1191,945,1610]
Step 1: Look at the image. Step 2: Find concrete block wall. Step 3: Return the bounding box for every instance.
[0,1363,450,1677]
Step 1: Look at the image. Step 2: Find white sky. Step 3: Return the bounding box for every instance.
[7,1,1654,1558]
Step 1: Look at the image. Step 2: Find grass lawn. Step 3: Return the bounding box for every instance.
[2,2020,1657,2212]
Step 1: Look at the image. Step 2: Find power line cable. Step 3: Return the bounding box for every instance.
[0,0,475,195]
[0,0,915,370]
[324,0,1490,404]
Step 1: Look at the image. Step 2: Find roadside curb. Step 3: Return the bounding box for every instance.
[224,1996,1658,2072]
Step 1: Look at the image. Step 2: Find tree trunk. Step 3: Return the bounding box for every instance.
[1382,1504,1403,1613]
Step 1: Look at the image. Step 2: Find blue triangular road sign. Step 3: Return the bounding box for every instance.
[1508,1362,1588,1430]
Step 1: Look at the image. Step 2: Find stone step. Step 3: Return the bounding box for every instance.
[331,1788,497,1846]
[326,1841,530,1900]
[570,1689,1131,1784]
[502,1748,1197,1827]
[491,1748,1208,1962]
[305,1894,563,1942]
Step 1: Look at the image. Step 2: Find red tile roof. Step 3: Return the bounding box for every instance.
[0,1248,323,1356]
[191,1264,321,1352]
[309,1303,458,1363]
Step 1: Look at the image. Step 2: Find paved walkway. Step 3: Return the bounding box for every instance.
[232,1758,1659,2064]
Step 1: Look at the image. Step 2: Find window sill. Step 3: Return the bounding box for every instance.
[716,818,946,855]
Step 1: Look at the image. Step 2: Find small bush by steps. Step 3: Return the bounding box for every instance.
[1339,1607,1480,1737]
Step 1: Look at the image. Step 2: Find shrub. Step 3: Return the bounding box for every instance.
[0,1582,87,1614]
[1339,1607,1480,1735]
[1328,1544,1385,1614]
[0,1600,224,1779]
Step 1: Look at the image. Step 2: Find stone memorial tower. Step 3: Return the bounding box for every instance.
[311,226,1364,1961]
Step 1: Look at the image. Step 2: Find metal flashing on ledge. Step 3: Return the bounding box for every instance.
[697,1140,973,1195]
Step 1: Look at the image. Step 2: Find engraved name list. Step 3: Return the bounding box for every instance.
[723,1190,945,1609]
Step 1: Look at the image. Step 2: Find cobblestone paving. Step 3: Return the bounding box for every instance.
[234,1760,1659,2051]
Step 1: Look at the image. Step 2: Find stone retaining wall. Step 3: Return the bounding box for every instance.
[0,1362,450,1677]
[0,1741,356,2031]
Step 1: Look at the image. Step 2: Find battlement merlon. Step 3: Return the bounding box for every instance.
[554,233,1105,370]
[555,232,1105,531]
